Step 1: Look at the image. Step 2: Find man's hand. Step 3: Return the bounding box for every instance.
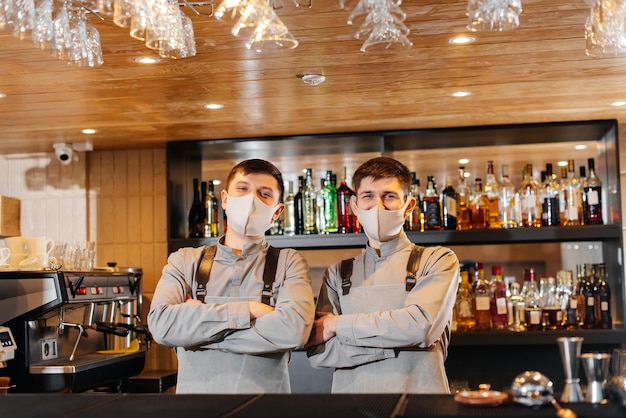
[304,311,338,348]
[249,301,274,319]
[185,294,201,305]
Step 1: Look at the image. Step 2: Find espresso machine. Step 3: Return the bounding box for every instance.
[0,268,149,393]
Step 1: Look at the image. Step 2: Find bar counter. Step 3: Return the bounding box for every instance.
[1,393,625,418]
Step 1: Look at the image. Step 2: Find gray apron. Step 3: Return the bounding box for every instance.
[331,284,450,394]
[175,294,291,394]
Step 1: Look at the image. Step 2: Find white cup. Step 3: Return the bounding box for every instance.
[0,247,9,265]
[31,252,49,269]
[4,236,26,254]
[26,237,55,257]
[8,253,27,268]
[19,256,39,270]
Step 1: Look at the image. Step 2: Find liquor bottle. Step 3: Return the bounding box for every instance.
[523,267,543,331]
[303,168,318,234]
[200,181,208,216]
[559,166,567,226]
[575,264,586,327]
[323,170,338,233]
[499,164,518,229]
[507,281,526,332]
[294,175,305,235]
[557,270,577,330]
[188,178,205,238]
[489,264,508,330]
[581,263,596,329]
[474,263,492,331]
[441,176,458,231]
[540,163,560,226]
[204,180,220,237]
[405,172,422,231]
[316,178,326,234]
[455,266,476,332]
[457,166,472,230]
[283,180,296,236]
[594,263,612,329]
[484,160,501,228]
[584,158,603,225]
[563,159,583,226]
[579,165,587,225]
[337,167,356,233]
[470,178,489,229]
[423,175,442,230]
[519,164,542,227]
[541,276,562,330]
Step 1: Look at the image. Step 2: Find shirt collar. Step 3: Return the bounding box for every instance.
[365,232,412,258]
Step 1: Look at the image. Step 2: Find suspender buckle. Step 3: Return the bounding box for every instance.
[405,273,416,291]
[341,280,351,295]
[195,287,206,303]
[261,283,273,305]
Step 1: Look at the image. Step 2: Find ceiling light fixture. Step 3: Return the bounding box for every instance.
[451,91,472,97]
[611,100,626,106]
[449,35,476,45]
[458,158,470,164]
[82,128,97,135]
[135,57,160,64]
[0,93,6,98]
[300,74,326,86]
[204,103,224,109]
[575,144,587,150]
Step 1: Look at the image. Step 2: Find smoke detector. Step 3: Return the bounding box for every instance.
[300,74,326,86]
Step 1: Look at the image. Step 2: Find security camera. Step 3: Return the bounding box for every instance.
[53,143,73,165]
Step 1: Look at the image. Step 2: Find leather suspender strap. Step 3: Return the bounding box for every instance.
[340,258,354,295]
[405,245,425,291]
[194,245,281,305]
[195,245,217,302]
[261,246,281,305]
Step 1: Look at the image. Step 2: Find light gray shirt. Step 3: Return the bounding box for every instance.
[148,237,315,393]
[307,233,459,393]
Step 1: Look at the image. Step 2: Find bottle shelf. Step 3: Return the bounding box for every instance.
[169,224,621,253]
[451,328,626,346]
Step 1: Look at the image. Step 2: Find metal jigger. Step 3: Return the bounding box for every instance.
[580,352,612,403]
[557,336,584,403]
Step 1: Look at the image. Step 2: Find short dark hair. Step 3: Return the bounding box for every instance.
[353,157,411,194]
[226,159,285,202]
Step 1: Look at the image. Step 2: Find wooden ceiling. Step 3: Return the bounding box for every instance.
[2,0,626,154]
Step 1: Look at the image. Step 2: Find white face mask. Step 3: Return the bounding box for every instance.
[225,193,278,237]
[356,197,412,243]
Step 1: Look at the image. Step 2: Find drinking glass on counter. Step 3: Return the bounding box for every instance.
[60,241,96,271]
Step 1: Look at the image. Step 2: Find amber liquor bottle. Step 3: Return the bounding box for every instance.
[594,263,612,329]
[474,263,492,331]
[470,178,489,229]
[581,264,596,329]
[489,265,508,330]
[455,267,476,332]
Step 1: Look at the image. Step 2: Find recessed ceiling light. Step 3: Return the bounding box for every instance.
[204,103,224,110]
[458,158,470,164]
[611,100,626,106]
[575,144,587,150]
[135,57,160,64]
[557,160,567,167]
[451,91,471,97]
[0,93,6,98]
[448,35,476,45]
[82,128,97,135]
